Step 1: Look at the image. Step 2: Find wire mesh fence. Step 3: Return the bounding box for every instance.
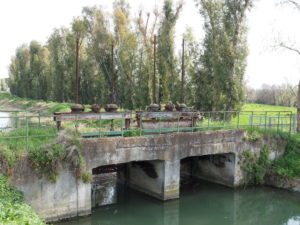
[0,110,296,151]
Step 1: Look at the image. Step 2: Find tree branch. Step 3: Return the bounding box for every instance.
[279,43,300,56]
[283,0,300,11]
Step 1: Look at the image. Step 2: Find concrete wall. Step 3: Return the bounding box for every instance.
[127,160,180,200]
[6,129,287,222]
[9,159,91,222]
[192,153,236,187]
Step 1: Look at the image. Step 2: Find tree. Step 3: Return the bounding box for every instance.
[194,0,253,112]
[113,0,139,109]
[81,6,112,105]
[157,0,183,104]
[72,18,88,103]
[134,8,159,106]
[180,27,201,106]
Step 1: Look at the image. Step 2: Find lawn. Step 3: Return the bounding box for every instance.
[242,103,296,113]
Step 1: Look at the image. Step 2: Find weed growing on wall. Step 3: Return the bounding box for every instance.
[241,146,271,185]
[29,130,88,182]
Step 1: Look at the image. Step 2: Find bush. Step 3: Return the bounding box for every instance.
[273,134,300,178]
[0,174,46,225]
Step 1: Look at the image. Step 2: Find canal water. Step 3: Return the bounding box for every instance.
[57,180,300,225]
[0,112,14,131]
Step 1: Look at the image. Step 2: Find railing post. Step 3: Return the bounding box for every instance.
[264,111,267,130]
[289,112,293,135]
[293,114,297,133]
[177,113,180,133]
[38,111,41,127]
[98,114,101,138]
[159,116,162,135]
[121,118,124,137]
[250,111,254,130]
[139,113,142,136]
[26,116,29,151]
[237,111,240,129]
[223,111,226,129]
[277,112,280,133]
[192,115,194,132]
[208,112,210,129]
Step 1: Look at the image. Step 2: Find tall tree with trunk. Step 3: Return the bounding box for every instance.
[113,0,139,109]
[157,0,183,104]
[194,0,253,112]
[72,18,88,103]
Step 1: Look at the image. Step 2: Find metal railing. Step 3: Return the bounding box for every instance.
[0,110,296,151]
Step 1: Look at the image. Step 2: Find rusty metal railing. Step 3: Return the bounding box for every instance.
[0,110,295,151]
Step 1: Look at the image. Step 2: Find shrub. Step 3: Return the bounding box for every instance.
[241,146,271,185]
[0,174,46,224]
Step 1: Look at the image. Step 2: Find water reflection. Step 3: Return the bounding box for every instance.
[57,180,300,225]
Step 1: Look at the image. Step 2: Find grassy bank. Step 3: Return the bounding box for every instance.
[0,91,71,114]
[0,174,46,224]
[242,103,296,113]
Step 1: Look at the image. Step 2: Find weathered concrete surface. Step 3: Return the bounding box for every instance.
[9,159,90,222]
[192,153,236,187]
[91,173,117,207]
[7,129,287,222]
[265,175,300,192]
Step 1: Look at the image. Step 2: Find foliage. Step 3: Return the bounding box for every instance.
[0,174,23,204]
[241,146,271,185]
[243,130,262,142]
[123,129,143,137]
[29,143,66,182]
[29,130,88,182]
[0,174,46,225]
[0,126,88,183]
[157,0,183,103]
[7,0,252,111]
[193,0,253,112]
[246,83,298,107]
[81,172,92,183]
[273,134,300,178]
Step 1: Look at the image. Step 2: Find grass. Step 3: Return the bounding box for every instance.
[0,91,71,114]
[242,103,296,113]
[0,174,46,224]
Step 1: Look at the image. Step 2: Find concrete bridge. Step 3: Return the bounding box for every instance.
[10,129,285,222]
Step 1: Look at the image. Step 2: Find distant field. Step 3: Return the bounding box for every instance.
[242,103,296,114]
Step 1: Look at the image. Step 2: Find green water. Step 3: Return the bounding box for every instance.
[57,181,300,225]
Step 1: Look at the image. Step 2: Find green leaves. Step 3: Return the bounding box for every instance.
[241,146,271,185]
[0,174,45,224]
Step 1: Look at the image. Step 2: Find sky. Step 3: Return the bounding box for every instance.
[0,0,299,89]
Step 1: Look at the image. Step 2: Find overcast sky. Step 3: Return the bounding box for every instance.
[0,0,299,88]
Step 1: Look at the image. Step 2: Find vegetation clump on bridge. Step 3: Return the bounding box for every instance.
[0,129,91,183]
